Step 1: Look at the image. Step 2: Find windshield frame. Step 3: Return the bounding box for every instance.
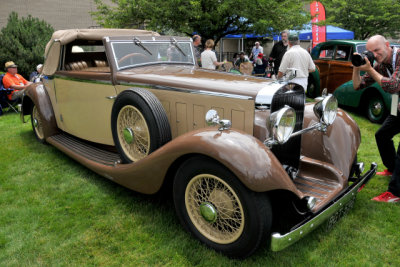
[110,37,195,71]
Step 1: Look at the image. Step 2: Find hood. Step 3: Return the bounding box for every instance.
[116,65,284,103]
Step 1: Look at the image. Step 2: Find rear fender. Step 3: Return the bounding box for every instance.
[21,83,58,139]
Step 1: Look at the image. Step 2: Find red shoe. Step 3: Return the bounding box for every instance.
[376,169,393,176]
[371,191,400,202]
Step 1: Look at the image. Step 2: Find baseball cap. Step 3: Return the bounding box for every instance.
[288,33,299,42]
[5,61,17,69]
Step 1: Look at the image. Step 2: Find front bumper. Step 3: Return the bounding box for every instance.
[270,162,377,251]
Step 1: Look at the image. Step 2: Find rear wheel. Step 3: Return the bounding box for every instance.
[173,156,272,258]
[366,94,386,123]
[31,104,45,143]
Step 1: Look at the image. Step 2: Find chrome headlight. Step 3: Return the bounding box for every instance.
[313,95,338,125]
[268,106,296,144]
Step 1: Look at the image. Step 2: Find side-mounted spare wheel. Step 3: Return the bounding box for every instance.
[173,155,273,258]
[111,88,171,163]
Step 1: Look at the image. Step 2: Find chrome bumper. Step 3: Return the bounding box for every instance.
[270,162,377,252]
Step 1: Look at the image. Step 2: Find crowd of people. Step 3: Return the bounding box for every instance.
[195,30,315,90]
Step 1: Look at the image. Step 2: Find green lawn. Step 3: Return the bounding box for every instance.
[1,110,399,266]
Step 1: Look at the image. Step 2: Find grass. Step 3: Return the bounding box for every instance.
[1,110,400,266]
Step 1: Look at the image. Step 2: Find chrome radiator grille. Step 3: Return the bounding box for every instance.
[270,84,305,169]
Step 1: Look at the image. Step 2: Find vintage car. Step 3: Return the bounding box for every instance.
[308,40,398,123]
[21,29,376,258]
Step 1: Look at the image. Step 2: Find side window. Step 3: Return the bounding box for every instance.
[335,45,352,61]
[319,45,334,59]
[63,43,109,72]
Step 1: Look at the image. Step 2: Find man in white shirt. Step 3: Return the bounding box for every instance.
[250,42,264,61]
[277,33,315,90]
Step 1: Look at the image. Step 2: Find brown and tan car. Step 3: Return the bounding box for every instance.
[21,29,376,258]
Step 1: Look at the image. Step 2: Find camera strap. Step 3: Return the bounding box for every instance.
[386,47,397,78]
[389,47,399,116]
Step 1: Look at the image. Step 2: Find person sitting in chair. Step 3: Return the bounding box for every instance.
[254,53,268,75]
[2,61,32,101]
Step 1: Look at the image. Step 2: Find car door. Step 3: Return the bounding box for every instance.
[55,44,117,145]
[314,44,334,91]
[326,45,353,93]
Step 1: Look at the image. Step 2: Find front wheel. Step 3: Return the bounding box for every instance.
[366,94,386,123]
[173,156,272,258]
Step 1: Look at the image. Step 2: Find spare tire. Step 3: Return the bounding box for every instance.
[111,88,171,163]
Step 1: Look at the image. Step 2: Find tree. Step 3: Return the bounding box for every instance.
[322,0,400,40]
[0,12,54,78]
[92,0,310,45]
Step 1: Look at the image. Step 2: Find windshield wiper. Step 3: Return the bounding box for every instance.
[133,36,152,55]
[170,37,187,57]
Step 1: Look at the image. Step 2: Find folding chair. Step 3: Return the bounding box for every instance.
[239,62,254,76]
[0,74,19,115]
[217,61,233,72]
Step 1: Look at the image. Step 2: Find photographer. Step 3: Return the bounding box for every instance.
[353,35,400,202]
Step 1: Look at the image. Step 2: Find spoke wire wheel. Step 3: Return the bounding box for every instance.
[32,105,44,140]
[185,173,245,244]
[117,105,150,162]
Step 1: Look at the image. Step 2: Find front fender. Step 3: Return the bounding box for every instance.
[301,103,361,180]
[89,128,301,196]
[21,83,58,139]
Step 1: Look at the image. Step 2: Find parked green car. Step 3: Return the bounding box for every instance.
[308,40,397,123]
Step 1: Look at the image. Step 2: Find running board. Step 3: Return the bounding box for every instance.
[48,133,121,166]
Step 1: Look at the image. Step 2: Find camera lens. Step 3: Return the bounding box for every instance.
[351,54,365,67]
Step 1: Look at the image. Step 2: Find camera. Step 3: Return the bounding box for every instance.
[351,51,375,67]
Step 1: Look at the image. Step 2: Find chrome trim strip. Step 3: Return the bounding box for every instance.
[151,85,254,100]
[54,74,113,85]
[270,162,377,252]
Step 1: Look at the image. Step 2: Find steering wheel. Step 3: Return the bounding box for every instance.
[118,53,149,67]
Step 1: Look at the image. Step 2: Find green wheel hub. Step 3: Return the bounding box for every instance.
[123,127,134,144]
[200,202,218,223]
[370,101,382,116]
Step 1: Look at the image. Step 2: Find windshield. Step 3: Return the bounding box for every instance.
[111,40,195,70]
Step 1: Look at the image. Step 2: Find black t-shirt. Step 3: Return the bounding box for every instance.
[269,41,288,70]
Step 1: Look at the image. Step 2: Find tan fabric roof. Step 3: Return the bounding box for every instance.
[45,28,160,56]
[43,29,160,76]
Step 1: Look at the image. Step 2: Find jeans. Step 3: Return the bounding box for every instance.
[375,114,400,196]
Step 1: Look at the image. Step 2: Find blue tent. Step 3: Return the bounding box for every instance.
[296,25,354,41]
[224,25,354,41]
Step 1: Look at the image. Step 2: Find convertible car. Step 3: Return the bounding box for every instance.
[21,29,376,258]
